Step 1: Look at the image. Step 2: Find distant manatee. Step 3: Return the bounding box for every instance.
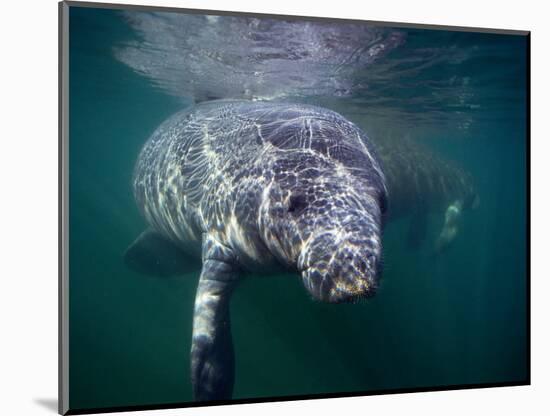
[373,135,479,252]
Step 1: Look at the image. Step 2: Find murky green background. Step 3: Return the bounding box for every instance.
[68,7,527,411]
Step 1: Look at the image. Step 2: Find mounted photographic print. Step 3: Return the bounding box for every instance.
[59,1,530,414]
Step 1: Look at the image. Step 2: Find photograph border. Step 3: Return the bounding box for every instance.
[58,1,531,414]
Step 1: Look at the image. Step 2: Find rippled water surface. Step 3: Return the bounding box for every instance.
[68,6,528,410]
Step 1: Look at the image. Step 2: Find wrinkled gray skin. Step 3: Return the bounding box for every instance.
[130,100,387,401]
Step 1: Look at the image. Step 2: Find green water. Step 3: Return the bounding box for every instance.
[68,7,528,411]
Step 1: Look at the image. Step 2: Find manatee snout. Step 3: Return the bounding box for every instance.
[298,230,383,303]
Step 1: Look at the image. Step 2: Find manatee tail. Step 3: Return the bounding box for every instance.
[124,228,201,276]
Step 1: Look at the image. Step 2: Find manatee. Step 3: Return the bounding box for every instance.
[125,100,388,401]
[372,135,479,252]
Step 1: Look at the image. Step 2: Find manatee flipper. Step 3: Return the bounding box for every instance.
[434,200,464,254]
[191,235,239,401]
[406,209,428,249]
[124,228,201,276]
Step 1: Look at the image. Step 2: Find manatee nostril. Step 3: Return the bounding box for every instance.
[359,260,367,273]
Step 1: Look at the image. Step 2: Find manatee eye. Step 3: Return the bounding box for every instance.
[288,194,308,216]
